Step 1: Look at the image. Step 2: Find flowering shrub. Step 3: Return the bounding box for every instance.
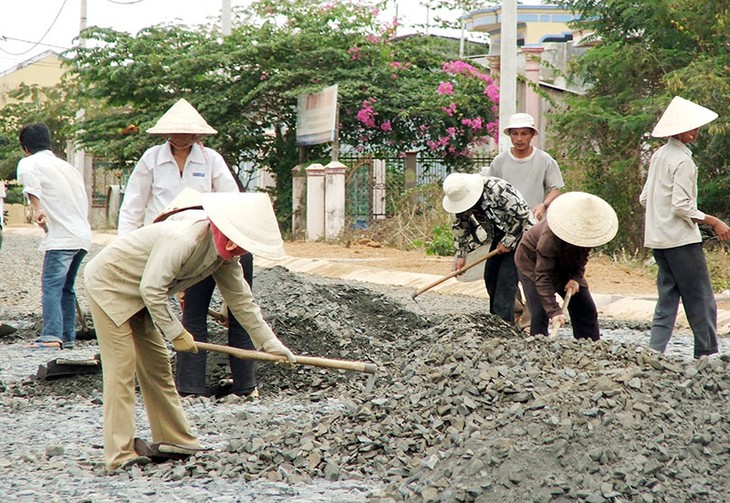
[352,56,499,163]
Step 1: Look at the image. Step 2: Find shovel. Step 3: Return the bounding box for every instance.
[75,299,97,340]
[412,248,500,299]
[550,288,574,337]
[196,342,377,374]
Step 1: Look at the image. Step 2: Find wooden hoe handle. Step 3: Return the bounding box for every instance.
[195,342,377,374]
[411,248,500,299]
[550,288,574,337]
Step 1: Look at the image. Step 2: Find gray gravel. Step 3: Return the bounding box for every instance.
[1,229,728,502]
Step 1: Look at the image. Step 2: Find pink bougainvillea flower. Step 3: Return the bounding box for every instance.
[348,47,361,60]
[442,102,457,117]
[381,120,392,132]
[437,81,454,95]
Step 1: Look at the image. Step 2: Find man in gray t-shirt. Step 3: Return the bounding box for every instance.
[483,113,564,222]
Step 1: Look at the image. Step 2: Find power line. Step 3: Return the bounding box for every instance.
[0,0,70,56]
[105,0,146,4]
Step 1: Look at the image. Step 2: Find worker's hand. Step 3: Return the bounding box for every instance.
[565,280,579,295]
[551,314,566,329]
[712,220,730,242]
[262,338,296,363]
[496,242,511,254]
[453,257,466,271]
[35,210,48,233]
[172,330,199,353]
[533,202,547,221]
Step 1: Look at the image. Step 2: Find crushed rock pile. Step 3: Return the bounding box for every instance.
[3,265,730,502]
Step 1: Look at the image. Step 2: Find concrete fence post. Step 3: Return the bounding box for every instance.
[305,163,326,241]
[291,164,307,239]
[324,161,347,240]
[372,159,386,220]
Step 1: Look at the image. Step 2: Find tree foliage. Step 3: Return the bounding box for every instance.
[553,0,730,253]
[65,0,495,229]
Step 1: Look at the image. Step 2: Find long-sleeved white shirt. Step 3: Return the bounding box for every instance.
[640,138,705,249]
[117,142,238,235]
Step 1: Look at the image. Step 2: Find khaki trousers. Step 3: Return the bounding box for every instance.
[88,297,200,470]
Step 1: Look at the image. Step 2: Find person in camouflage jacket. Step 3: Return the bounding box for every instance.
[443,173,535,323]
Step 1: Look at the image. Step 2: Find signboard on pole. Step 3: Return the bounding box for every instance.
[296,84,338,146]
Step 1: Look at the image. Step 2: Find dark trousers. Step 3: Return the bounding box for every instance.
[175,253,256,395]
[484,240,519,324]
[518,271,600,341]
[649,244,717,357]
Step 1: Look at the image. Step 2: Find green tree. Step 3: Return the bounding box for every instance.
[553,0,730,252]
[68,0,495,230]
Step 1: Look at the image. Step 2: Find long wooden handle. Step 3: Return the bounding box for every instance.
[195,342,377,374]
[550,288,574,337]
[412,248,500,299]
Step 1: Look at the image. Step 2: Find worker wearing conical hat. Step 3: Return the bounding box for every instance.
[118,98,260,399]
[640,96,730,358]
[515,192,619,340]
[85,192,294,471]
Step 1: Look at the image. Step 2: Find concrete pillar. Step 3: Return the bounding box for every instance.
[404,152,418,190]
[291,164,307,239]
[324,161,347,240]
[372,159,386,220]
[522,46,544,147]
[486,54,501,77]
[305,163,326,241]
[498,0,517,152]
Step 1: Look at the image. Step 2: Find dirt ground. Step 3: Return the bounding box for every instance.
[283,239,658,296]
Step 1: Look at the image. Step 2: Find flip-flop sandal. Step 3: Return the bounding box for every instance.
[24,341,62,349]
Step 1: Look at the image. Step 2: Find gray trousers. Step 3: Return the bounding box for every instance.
[649,244,718,358]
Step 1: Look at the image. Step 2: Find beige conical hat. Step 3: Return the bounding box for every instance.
[442,173,484,214]
[651,96,718,138]
[146,98,218,135]
[547,192,618,247]
[202,192,285,260]
[153,187,204,223]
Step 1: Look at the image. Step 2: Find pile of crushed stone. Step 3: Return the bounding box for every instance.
[3,263,729,502]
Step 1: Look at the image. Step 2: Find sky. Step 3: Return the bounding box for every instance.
[0,0,545,73]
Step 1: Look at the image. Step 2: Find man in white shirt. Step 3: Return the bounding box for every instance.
[640,96,730,358]
[118,98,258,398]
[17,123,92,349]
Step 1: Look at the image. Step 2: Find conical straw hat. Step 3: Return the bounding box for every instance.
[153,187,204,223]
[202,192,285,260]
[547,192,618,248]
[651,96,718,138]
[146,98,218,135]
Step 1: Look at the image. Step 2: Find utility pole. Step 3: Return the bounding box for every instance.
[498,0,517,151]
[222,0,232,36]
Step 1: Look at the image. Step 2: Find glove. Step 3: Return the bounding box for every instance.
[262,338,296,363]
[172,330,199,353]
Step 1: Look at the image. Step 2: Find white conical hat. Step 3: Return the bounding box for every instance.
[442,173,484,214]
[146,98,218,135]
[153,187,204,223]
[651,96,718,138]
[202,192,285,260]
[547,192,618,247]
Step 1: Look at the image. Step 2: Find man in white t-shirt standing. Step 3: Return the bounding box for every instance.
[17,123,92,349]
[483,113,564,219]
